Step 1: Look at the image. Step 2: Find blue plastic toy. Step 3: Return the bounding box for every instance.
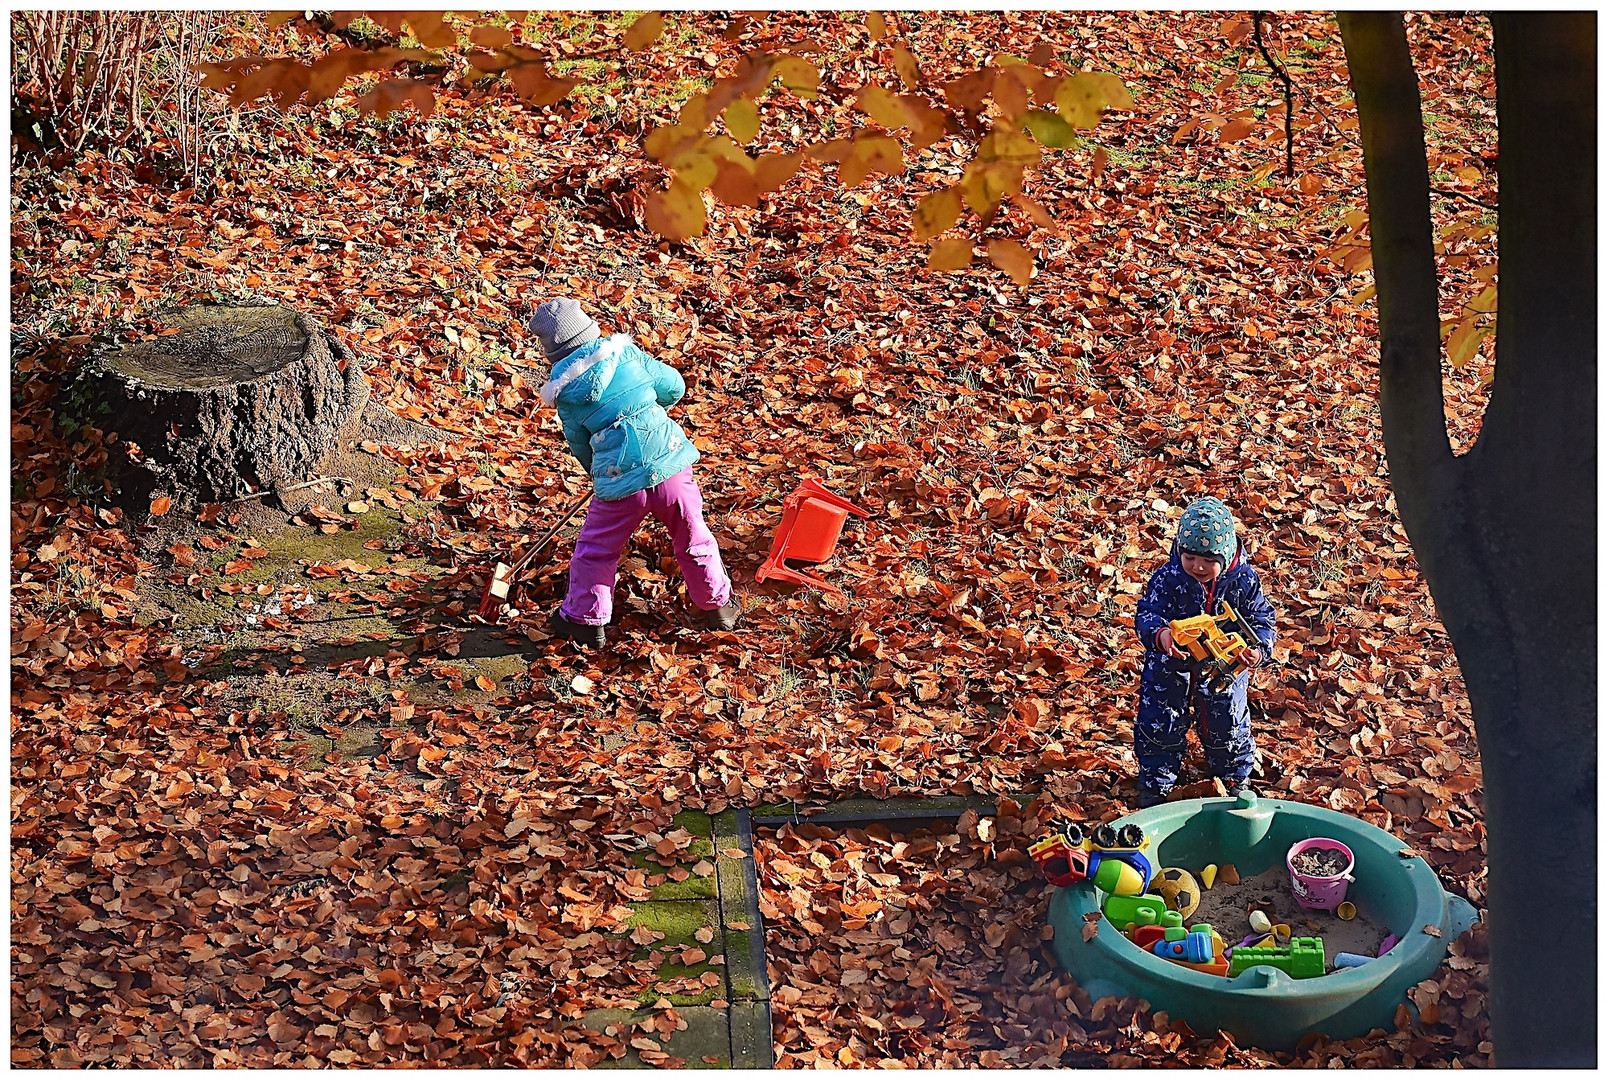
[1152,925,1217,965]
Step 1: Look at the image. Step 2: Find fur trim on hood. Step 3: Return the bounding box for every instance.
[539,334,632,405]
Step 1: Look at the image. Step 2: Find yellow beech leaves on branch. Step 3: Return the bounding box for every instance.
[190,11,1131,283]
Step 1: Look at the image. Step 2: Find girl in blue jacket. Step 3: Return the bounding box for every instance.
[1132,497,1277,807]
[530,298,740,649]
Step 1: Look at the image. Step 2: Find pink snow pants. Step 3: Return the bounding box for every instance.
[559,467,732,626]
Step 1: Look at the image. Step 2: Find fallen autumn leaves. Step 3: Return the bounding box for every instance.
[13,10,1497,1068]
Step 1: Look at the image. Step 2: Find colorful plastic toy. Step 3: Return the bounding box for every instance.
[1227,937,1326,980]
[1147,922,1230,976]
[1103,892,1169,930]
[755,479,871,596]
[1170,954,1232,977]
[1029,832,1090,888]
[1031,821,1153,894]
[1333,952,1373,969]
[1287,837,1356,912]
[1153,926,1217,965]
[1084,823,1154,896]
[1229,932,1272,953]
[1167,601,1263,693]
[1129,910,1184,949]
[1093,856,1147,896]
[1131,924,1168,949]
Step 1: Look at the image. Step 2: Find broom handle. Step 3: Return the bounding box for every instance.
[508,490,591,574]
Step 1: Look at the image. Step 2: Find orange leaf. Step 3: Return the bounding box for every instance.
[624,12,665,51]
[944,67,996,114]
[840,134,904,189]
[509,63,578,106]
[1014,194,1054,227]
[892,44,922,90]
[987,239,1034,286]
[754,152,802,194]
[149,496,172,516]
[404,12,458,50]
[913,186,962,241]
[1219,118,1256,144]
[711,158,761,207]
[469,25,512,49]
[928,238,974,272]
[644,179,707,242]
[867,11,887,40]
[475,675,496,691]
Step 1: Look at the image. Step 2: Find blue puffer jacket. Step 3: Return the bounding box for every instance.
[539,335,700,501]
[1134,538,1278,674]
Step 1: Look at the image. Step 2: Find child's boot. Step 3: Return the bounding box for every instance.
[550,610,606,649]
[702,600,742,631]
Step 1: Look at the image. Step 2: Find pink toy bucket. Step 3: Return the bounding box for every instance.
[1286,837,1355,912]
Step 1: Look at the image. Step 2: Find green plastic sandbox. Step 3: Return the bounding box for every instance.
[1048,792,1479,1051]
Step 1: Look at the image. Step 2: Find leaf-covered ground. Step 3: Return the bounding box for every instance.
[12,11,1495,1068]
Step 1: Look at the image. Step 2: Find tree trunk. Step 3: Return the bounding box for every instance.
[1339,12,1596,1067]
[93,303,370,504]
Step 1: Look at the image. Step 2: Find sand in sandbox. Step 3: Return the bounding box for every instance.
[1186,866,1391,969]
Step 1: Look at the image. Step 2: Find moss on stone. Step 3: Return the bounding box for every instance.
[719,928,760,1002]
[621,900,726,1007]
[625,900,719,947]
[627,851,717,901]
[673,809,714,840]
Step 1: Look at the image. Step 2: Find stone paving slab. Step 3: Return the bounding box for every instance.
[582,1005,732,1069]
[727,1001,773,1071]
[750,794,1024,826]
[712,810,770,1008]
[623,899,726,1007]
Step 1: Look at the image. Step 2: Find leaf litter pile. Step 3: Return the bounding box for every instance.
[13,11,1494,1068]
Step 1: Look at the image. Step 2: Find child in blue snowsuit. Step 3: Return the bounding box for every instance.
[1132,497,1277,808]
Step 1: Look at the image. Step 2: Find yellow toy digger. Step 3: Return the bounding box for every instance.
[1168,602,1263,694]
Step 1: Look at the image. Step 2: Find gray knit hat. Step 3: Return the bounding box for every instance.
[1177,496,1238,565]
[530,298,601,362]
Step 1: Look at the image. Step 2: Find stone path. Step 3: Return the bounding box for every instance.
[583,795,1014,1068]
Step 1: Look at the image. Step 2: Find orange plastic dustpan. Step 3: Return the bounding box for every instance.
[755,479,872,595]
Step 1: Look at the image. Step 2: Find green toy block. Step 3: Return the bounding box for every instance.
[1228,937,1326,979]
[1101,893,1168,930]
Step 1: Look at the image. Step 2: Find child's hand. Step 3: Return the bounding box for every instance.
[1238,646,1262,669]
[1157,628,1188,660]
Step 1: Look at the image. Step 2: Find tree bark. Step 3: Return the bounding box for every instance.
[93,303,370,504]
[1339,12,1596,1067]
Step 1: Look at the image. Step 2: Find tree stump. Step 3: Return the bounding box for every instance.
[92,304,370,504]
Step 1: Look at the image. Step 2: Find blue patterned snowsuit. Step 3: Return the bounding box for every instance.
[1132,539,1277,800]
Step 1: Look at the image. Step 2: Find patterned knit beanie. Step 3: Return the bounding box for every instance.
[1176,497,1238,565]
[530,298,601,362]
